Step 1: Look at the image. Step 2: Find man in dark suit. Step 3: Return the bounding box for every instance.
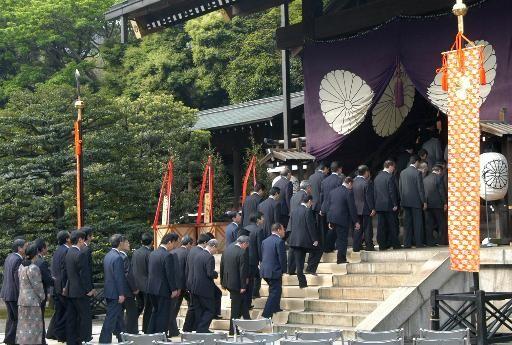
[34,238,53,345]
[220,236,250,335]
[99,234,131,343]
[260,223,286,319]
[320,161,345,252]
[273,168,293,227]
[190,239,219,333]
[239,212,265,300]
[309,162,330,250]
[47,231,71,342]
[78,225,95,342]
[322,177,360,264]
[131,232,153,334]
[183,233,210,332]
[121,244,139,335]
[242,182,266,227]
[374,160,400,250]
[399,155,427,248]
[225,210,242,247]
[424,164,448,246]
[65,230,94,345]
[288,195,320,287]
[258,187,281,238]
[147,233,180,334]
[287,180,311,274]
[352,165,376,252]
[0,238,26,345]
[168,235,193,336]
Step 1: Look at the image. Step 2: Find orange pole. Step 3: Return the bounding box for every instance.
[74,99,85,229]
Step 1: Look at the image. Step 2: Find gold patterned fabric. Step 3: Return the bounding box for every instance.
[446,46,481,272]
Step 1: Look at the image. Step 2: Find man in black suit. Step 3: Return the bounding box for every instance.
[288,195,320,287]
[322,177,360,264]
[190,239,219,333]
[260,223,286,319]
[287,180,312,274]
[0,238,26,345]
[258,187,281,238]
[352,165,376,252]
[239,212,265,301]
[424,164,448,246]
[220,236,250,335]
[168,235,193,336]
[309,162,330,250]
[320,161,345,252]
[273,168,293,227]
[47,231,71,342]
[78,225,95,342]
[147,233,180,334]
[374,160,400,250]
[34,238,53,345]
[99,234,132,343]
[131,232,153,333]
[242,182,266,227]
[121,243,139,335]
[65,230,94,345]
[183,233,210,332]
[399,155,427,248]
[225,211,242,247]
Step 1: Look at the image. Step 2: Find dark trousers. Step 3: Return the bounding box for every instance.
[403,207,424,248]
[305,248,322,273]
[377,211,400,249]
[334,224,349,263]
[169,291,189,337]
[353,215,374,251]
[228,290,247,335]
[325,219,337,252]
[47,293,67,341]
[41,302,47,345]
[67,297,92,345]
[292,248,308,287]
[245,272,256,312]
[426,208,446,246]
[124,296,138,334]
[215,286,222,316]
[253,270,261,298]
[148,295,171,334]
[287,246,296,274]
[262,278,282,318]
[3,301,17,345]
[99,299,124,344]
[183,294,197,332]
[194,294,216,333]
[136,292,152,334]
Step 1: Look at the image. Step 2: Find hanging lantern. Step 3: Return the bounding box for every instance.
[480,152,508,201]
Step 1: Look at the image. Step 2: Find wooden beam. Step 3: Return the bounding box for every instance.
[276,0,458,49]
[230,0,287,17]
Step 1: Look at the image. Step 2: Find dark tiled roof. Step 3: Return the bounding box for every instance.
[481,120,512,137]
[193,91,304,130]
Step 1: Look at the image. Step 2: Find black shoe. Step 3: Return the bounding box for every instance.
[305,271,318,276]
[337,258,348,264]
[299,284,308,289]
[392,246,402,250]
[252,294,261,299]
[214,315,223,320]
[277,308,284,312]
[403,246,412,249]
[249,305,254,310]
[366,247,376,251]
[288,272,296,275]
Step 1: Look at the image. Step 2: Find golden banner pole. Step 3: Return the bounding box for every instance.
[74,70,85,229]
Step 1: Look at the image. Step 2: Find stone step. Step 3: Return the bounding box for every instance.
[214,274,333,287]
[319,287,395,300]
[359,249,439,262]
[307,262,348,274]
[181,296,305,312]
[274,323,355,340]
[288,311,366,327]
[304,299,379,313]
[260,285,319,299]
[332,273,410,288]
[346,262,422,274]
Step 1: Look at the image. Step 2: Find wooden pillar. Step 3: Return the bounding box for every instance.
[281,3,291,150]
[233,147,242,208]
[120,15,128,44]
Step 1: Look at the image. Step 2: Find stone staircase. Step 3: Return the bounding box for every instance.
[177,248,442,338]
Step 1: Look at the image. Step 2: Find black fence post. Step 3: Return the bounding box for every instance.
[431,289,440,330]
[476,290,487,345]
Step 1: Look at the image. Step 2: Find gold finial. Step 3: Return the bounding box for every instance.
[452,0,468,33]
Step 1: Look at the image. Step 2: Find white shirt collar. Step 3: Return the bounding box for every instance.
[271,233,281,238]
[251,191,258,195]
[15,253,23,259]
[144,245,152,250]
[300,202,308,207]
[232,222,238,226]
[269,195,276,200]
[64,244,70,248]
[72,245,80,250]
[159,245,167,250]
[410,164,416,168]
[332,172,338,176]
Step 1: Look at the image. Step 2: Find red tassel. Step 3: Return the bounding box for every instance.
[441,69,448,92]
[479,65,486,85]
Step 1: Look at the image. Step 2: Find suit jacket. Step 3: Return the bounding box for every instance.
[131,245,151,293]
[34,255,53,299]
[0,253,23,301]
[17,264,45,307]
[242,193,263,227]
[225,222,239,247]
[82,244,94,288]
[424,173,447,209]
[320,173,344,212]
[51,244,68,295]
[289,189,307,216]
[103,249,129,300]
[288,205,319,249]
[273,176,293,217]
[422,137,443,171]
[185,246,203,292]
[239,223,264,268]
[399,166,426,208]
[220,244,248,291]
[65,246,93,298]
[258,197,281,237]
[309,170,325,212]
[396,151,412,176]
[171,246,189,290]
[374,170,399,212]
[260,234,286,280]
[352,176,375,216]
[121,252,137,298]
[147,246,177,297]
[323,185,358,227]
[188,248,218,299]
